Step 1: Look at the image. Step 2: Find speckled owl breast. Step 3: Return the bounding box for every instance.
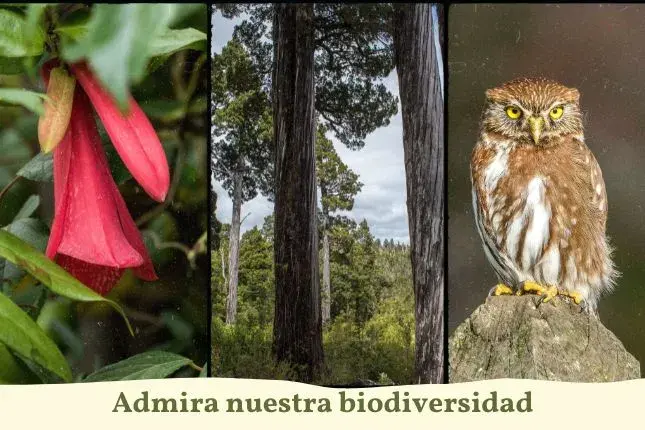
[470,78,617,311]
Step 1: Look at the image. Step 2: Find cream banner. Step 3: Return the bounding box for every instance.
[0,377,640,428]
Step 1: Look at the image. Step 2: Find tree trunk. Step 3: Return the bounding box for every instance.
[225,169,243,325]
[393,4,445,384]
[272,3,323,382]
[210,179,221,252]
[321,227,331,325]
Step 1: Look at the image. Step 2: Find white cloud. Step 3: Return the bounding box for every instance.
[212,11,409,243]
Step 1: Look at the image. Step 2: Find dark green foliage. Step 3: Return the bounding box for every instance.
[316,126,362,216]
[314,4,398,148]
[323,296,414,385]
[212,39,272,202]
[211,318,295,380]
[223,4,398,149]
[237,227,274,328]
[329,220,378,324]
[211,221,290,380]
[211,216,415,385]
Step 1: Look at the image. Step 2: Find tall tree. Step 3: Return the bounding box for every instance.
[329,219,379,324]
[237,227,274,328]
[272,3,323,382]
[212,39,272,324]
[316,126,363,324]
[393,4,445,384]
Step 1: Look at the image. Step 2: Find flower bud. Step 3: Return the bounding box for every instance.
[38,67,76,153]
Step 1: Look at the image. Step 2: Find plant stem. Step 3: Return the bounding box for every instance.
[0,176,20,204]
[188,361,204,373]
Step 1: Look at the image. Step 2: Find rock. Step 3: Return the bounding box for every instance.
[449,295,640,382]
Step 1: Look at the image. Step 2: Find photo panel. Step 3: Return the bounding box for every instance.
[211,3,445,385]
[448,3,642,382]
[0,4,209,383]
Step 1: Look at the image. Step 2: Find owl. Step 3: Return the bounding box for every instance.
[470,77,617,313]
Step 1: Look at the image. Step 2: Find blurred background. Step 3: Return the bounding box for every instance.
[448,4,645,373]
[0,5,209,379]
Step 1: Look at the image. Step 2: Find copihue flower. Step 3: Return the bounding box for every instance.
[41,60,168,295]
[71,62,170,203]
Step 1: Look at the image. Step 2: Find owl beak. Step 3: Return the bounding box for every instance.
[529,116,544,144]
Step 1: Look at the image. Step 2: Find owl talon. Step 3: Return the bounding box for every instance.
[557,289,583,305]
[519,280,547,295]
[540,286,559,304]
[491,284,514,296]
[517,281,584,306]
[519,281,558,304]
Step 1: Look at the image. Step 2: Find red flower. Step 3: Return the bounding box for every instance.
[42,62,159,295]
[71,62,170,203]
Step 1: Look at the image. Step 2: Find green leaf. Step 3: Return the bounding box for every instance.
[141,99,186,121]
[0,8,45,57]
[13,194,40,220]
[83,351,194,382]
[166,4,205,27]
[0,291,72,382]
[25,4,48,41]
[62,4,176,110]
[3,217,48,282]
[37,300,84,361]
[0,341,39,384]
[146,54,171,74]
[149,27,206,57]
[10,281,45,321]
[0,88,46,115]
[0,230,133,335]
[17,152,53,182]
[0,57,30,74]
[199,362,208,377]
[53,7,90,43]
[160,311,194,352]
[54,23,87,42]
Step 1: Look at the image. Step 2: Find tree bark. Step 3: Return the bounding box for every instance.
[225,168,243,324]
[321,227,331,325]
[272,3,324,382]
[393,4,445,384]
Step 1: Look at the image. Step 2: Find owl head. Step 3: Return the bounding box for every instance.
[481,78,583,145]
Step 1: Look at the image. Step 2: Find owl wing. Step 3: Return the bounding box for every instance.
[470,144,517,285]
[585,146,609,228]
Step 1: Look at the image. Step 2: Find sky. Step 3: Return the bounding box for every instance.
[212,11,409,243]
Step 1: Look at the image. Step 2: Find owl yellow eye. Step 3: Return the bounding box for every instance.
[549,106,564,119]
[505,106,522,119]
